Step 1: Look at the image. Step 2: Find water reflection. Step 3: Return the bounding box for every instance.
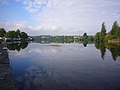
[3,41,120,90]
[95,42,120,61]
[14,65,50,90]
[6,42,29,52]
[9,42,120,90]
[83,41,88,47]
[32,39,120,61]
[7,40,119,61]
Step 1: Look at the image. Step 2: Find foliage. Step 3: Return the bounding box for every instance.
[5,31,18,38]
[95,21,120,42]
[101,22,106,36]
[110,21,119,35]
[87,36,94,42]
[5,29,28,39]
[16,29,21,38]
[82,33,88,41]
[20,32,28,39]
[116,27,120,39]
[0,28,6,37]
[0,28,29,40]
[94,22,106,42]
[95,32,100,42]
[7,42,28,52]
[106,43,120,61]
[94,41,106,60]
[100,22,106,41]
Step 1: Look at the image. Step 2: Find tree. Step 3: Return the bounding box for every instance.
[20,32,28,39]
[116,27,120,39]
[88,36,94,42]
[101,22,106,36]
[5,31,12,38]
[16,29,21,38]
[110,21,119,35]
[5,31,18,38]
[99,22,106,42]
[0,28,6,37]
[83,33,87,37]
[82,33,88,41]
[95,32,100,42]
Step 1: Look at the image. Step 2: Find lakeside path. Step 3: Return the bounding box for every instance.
[0,43,14,90]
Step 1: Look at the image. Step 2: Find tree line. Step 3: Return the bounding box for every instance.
[32,34,94,44]
[94,21,120,61]
[95,21,120,43]
[0,28,28,41]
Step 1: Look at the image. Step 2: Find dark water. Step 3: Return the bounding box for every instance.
[8,42,120,90]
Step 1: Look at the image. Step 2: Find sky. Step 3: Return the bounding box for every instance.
[0,0,120,36]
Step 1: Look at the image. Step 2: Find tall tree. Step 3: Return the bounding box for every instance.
[101,22,106,36]
[99,22,106,42]
[110,21,119,35]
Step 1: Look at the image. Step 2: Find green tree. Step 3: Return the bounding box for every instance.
[116,27,120,39]
[88,36,94,42]
[100,22,106,42]
[20,32,28,39]
[101,22,106,36]
[95,32,100,42]
[0,28,6,37]
[5,31,17,38]
[110,21,119,35]
[82,33,88,41]
[16,29,21,38]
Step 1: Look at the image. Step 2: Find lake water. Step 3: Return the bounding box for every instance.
[8,42,120,90]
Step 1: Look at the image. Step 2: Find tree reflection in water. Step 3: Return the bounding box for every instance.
[6,41,120,61]
[6,42,29,52]
[95,42,120,61]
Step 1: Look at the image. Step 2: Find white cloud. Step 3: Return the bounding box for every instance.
[16,0,48,13]
[23,0,120,35]
[0,21,34,35]
[1,0,120,35]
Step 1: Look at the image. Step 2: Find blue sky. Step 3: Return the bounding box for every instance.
[0,0,120,35]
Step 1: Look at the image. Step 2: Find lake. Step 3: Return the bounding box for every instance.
[6,42,120,90]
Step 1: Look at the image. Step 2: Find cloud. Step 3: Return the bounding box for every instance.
[18,0,120,35]
[1,0,120,35]
[16,0,49,13]
[15,65,51,90]
[0,21,34,35]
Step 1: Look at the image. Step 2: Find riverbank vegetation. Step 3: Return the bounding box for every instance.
[32,33,94,44]
[94,21,120,61]
[0,28,31,42]
[95,21,120,43]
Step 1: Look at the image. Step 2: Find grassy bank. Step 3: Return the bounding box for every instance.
[108,39,120,44]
